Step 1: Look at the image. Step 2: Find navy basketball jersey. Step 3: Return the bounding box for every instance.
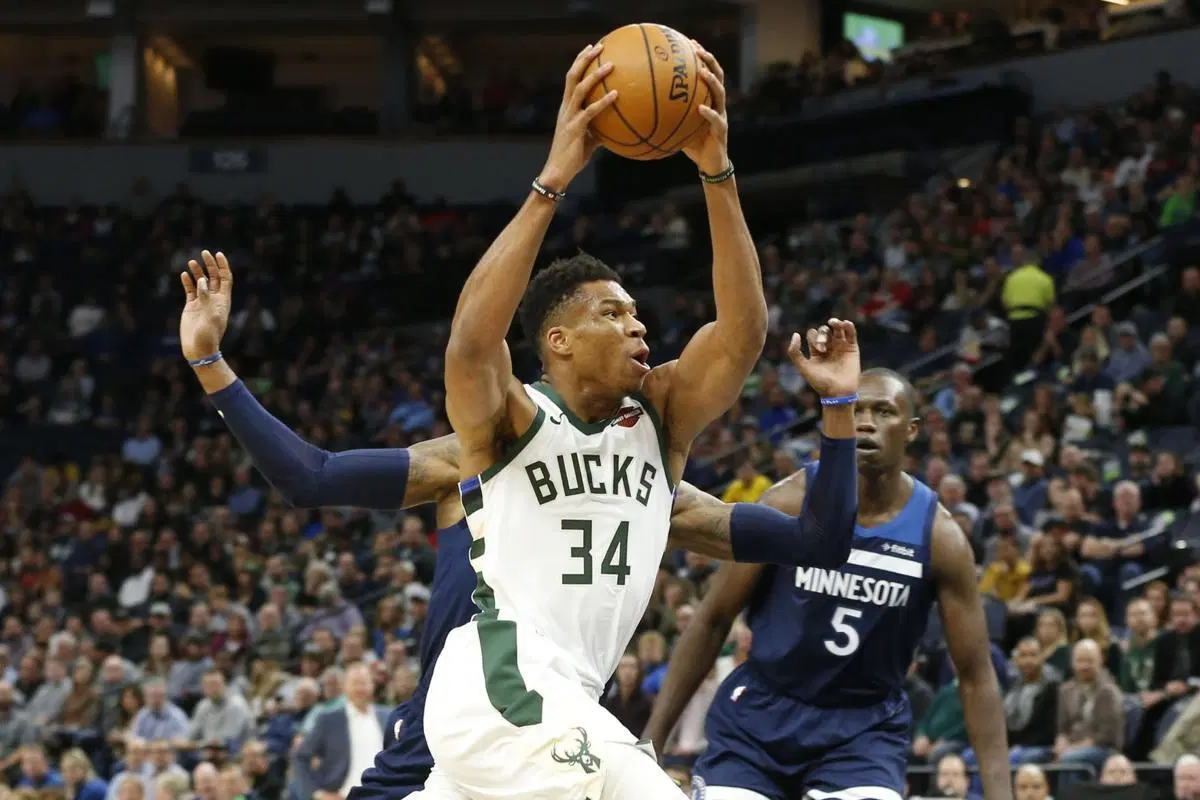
[745,469,938,708]
[351,519,477,799]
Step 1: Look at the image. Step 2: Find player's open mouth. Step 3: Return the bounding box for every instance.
[856,439,880,453]
[630,348,650,372]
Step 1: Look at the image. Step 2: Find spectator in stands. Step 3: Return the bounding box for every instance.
[912,672,968,764]
[1072,598,1123,677]
[1055,639,1124,776]
[980,533,1031,604]
[1132,595,1200,758]
[61,747,108,800]
[1152,688,1200,765]
[132,677,189,744]
[604,653,653,739]
[185,670,254,756]
[1006,637,1060,763]
[719,459,773,504]
[933,752,970,799]
[1119,597,1160,695]
[16,744,62,789]
[291,663,386,800]
[1099,753,1137,786]
[1106,323,1151,385]
[1014,764,1050,800]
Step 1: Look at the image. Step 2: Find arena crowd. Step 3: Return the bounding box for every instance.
[0,57,1199,800]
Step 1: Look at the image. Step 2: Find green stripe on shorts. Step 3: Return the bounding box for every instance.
[472,573,543,727]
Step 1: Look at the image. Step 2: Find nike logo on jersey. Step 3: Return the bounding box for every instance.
[548,415,563,425]
[394,719,403,739]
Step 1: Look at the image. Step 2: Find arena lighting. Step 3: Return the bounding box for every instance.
[85,0,115,17]
[1100,0,1131,5]
[956,178,971,188]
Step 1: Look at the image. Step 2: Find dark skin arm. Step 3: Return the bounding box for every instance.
[646,476,804,756]
[932,505,1013,800]
[444,47,614,478]
[667,470,809,559]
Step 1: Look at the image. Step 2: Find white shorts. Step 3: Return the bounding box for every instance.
[423,619,684,800]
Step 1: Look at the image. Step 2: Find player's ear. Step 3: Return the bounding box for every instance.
[546,326,571,358]
[907,416,921,444]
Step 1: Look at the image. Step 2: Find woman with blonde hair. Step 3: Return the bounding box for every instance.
[1033,608,1072,677]
[60,748,107,800]
[1073,597,1122,677]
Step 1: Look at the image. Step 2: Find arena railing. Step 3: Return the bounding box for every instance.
[694,242,1170,488]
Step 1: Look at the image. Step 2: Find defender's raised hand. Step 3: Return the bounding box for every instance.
[788,318,861,399]
[681,41,730,177]
[179,250,233,362]
[539,43,617,192]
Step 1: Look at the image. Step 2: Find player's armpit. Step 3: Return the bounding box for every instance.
[403,434,463,507]
[932,507,1014,800]
[643,559,763,758]
[444,340,537,477]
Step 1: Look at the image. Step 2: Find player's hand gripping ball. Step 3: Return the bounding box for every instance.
[582,24,723,164]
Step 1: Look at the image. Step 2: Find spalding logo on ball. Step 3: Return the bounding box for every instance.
[583,23,711,161]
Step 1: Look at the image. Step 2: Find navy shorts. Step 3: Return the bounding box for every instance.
[692,663,910,800]
[347,693,433,800]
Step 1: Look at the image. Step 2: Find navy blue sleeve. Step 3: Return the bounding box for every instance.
[209,380,410,509]
[729,435,857,568]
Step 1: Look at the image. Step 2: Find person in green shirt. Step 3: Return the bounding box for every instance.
[1119,597,1158,694]
[1158,173,1195,228]
[911,678,968,764]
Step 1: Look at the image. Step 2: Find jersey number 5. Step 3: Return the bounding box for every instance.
[561,519,631,586]
[825,606,863,656]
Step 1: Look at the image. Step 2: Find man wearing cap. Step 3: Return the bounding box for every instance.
[1014,449,1049,526]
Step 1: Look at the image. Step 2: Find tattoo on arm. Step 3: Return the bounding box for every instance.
[669,483,733,559]
[403,435,462,507]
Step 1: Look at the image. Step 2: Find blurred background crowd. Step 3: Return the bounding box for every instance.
[3,0,1200,799]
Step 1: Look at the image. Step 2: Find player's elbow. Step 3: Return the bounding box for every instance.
[809,524,854,570]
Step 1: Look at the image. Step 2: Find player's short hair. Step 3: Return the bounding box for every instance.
[861,367,920,418]
[518,253,621,359]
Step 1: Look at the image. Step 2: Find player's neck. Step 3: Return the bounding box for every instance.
[858,468,908,517]
[540,374,625,423]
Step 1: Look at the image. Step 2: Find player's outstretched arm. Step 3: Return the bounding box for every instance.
[668,322,860,566]
[933,506,1014,800]
[444,45,615,446]
[180,251,460,509]
[648,45,766,450]
[642,558,763,759]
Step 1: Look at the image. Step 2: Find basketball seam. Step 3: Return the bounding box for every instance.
[637,23,661,145]
[598,52,653,147]
[648,26,703,154]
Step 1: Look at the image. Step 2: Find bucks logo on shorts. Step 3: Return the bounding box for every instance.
[551,727,602,774]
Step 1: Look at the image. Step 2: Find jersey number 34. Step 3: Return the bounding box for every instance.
[561,519,631,586]
[825,606,863,656]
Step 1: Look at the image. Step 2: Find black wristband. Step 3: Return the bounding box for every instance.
[531,178,565,202]
[699,162,735,184]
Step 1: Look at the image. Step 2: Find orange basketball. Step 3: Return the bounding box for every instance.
[583,23,710,161]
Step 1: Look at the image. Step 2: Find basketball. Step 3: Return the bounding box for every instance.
[583,23,710,161]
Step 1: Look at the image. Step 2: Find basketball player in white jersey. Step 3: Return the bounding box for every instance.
[417,44,862,800]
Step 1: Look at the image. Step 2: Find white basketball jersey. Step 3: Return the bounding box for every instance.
[458,381,674,698]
